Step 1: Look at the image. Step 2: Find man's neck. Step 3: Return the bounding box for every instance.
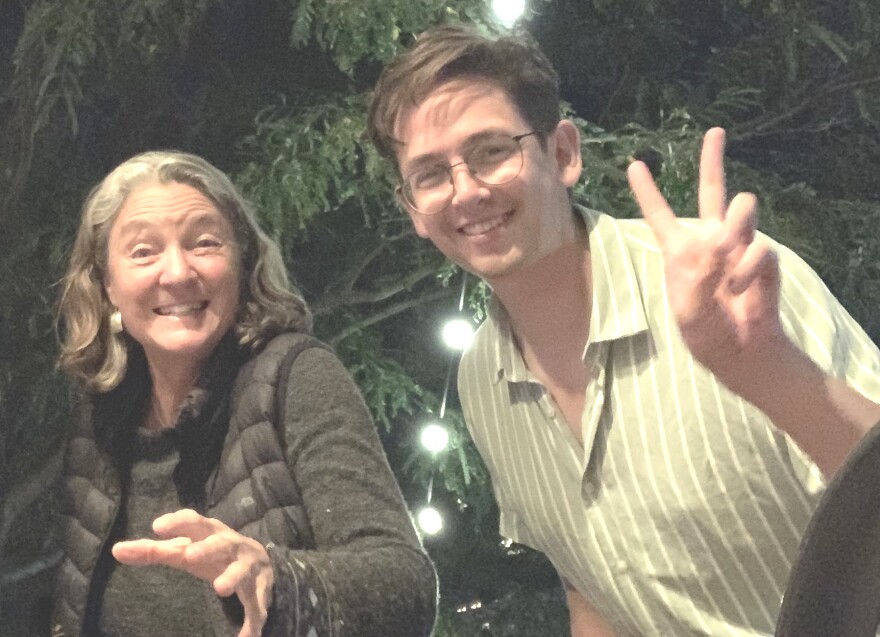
[492,223,592,379]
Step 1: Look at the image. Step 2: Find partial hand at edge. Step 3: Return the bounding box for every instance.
[563,579,617,637]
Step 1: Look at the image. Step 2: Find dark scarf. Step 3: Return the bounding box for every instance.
[90,334,247,510]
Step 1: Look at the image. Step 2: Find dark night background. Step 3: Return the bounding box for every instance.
[1,0,879,634]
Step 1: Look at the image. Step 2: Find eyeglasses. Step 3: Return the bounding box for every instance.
[400,131,539,215]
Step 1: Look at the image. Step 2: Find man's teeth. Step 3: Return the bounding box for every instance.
[156,303,204,316]
[462,214,507,236]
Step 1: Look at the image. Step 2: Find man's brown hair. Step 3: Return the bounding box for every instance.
[368,24,561,171]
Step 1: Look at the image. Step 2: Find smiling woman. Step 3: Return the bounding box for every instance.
[52,151,438,637]
[103,182,242,405]
[59,152,307,394]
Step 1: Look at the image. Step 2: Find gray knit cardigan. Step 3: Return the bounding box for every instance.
[52,332,437,636]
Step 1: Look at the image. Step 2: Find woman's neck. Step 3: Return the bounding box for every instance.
[145,357,200,430]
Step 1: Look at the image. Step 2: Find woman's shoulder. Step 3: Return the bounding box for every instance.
[234,331,338,389]
[259,331,332,359]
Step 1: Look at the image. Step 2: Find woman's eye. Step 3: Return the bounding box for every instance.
[130,246,154,259]
[195,236,222,249]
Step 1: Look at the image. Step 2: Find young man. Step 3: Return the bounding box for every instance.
[368,24,880,636]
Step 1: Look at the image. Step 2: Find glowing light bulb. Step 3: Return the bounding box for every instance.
[492,0,526,26]
[420,422,450,454]
[417,506,443,535]
[441,317,474,351]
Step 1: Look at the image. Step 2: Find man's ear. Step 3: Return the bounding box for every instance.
[395,186,430,238]
[550,119,583,188]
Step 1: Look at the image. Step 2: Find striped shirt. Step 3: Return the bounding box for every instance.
[458,207,880,636]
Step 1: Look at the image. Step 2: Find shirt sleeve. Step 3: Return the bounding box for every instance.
[265,347,437,637]
[774,238,880,493]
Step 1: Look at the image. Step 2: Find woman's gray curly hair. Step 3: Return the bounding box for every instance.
[58,150,312,392]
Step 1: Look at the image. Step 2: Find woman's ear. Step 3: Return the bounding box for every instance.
[551,119,583,188]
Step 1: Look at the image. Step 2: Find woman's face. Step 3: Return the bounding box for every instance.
[104,181,241,370]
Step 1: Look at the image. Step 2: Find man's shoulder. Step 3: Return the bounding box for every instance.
[460,317,498,375]
[578,207,662,256]
[458,312,514,411]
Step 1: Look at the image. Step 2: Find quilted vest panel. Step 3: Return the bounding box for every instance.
[205,333,317,549]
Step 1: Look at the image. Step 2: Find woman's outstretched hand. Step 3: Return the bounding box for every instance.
[113,508,274,637]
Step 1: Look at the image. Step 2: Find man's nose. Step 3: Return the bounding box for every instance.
[450,163,488,207]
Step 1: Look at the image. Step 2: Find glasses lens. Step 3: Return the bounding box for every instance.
[468,136,523,185]
[405,165,453,214]
[402,134,528,215]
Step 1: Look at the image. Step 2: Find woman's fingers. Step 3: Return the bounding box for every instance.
[153,508,225,541]
[213,557,254,596]
[218,547,273,637]
[112,536,191,566]
[116,509,274,637]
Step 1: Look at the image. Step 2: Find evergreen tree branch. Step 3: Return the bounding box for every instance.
[731,76,880,141]
[328,288,455,347]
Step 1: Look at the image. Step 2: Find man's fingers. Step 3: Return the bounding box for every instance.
[724,192,758,246]
[627,160,678,244]
[698,127,727,221]
[729,239,779,296]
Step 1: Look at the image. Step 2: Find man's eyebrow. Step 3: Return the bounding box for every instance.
[402,129,514,173]
[403,151,447,175]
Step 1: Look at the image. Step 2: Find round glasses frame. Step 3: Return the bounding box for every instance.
[400,131,540,215]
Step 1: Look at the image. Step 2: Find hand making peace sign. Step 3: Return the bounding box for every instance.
[626,127,788,394]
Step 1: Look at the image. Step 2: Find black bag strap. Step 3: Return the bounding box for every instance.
[273,335,333,450]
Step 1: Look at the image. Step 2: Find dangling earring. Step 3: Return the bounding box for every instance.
[109,309,124,335]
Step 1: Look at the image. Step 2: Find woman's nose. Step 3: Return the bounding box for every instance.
[159,246,196,285]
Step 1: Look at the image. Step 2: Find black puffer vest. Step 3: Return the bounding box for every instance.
[52,332,319,637]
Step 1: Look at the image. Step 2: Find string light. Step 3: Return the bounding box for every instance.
[416,270,473,539]
[456,599,483,613]
[441,316,475,351]
[417,506,443,535]
[420,421,450,454]
[492,0,526,27]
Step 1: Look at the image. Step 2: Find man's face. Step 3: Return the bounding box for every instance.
[394,78,582,284]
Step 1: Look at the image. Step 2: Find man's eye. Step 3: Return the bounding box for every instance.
[412,166,448,190]
[471,141,514,166]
